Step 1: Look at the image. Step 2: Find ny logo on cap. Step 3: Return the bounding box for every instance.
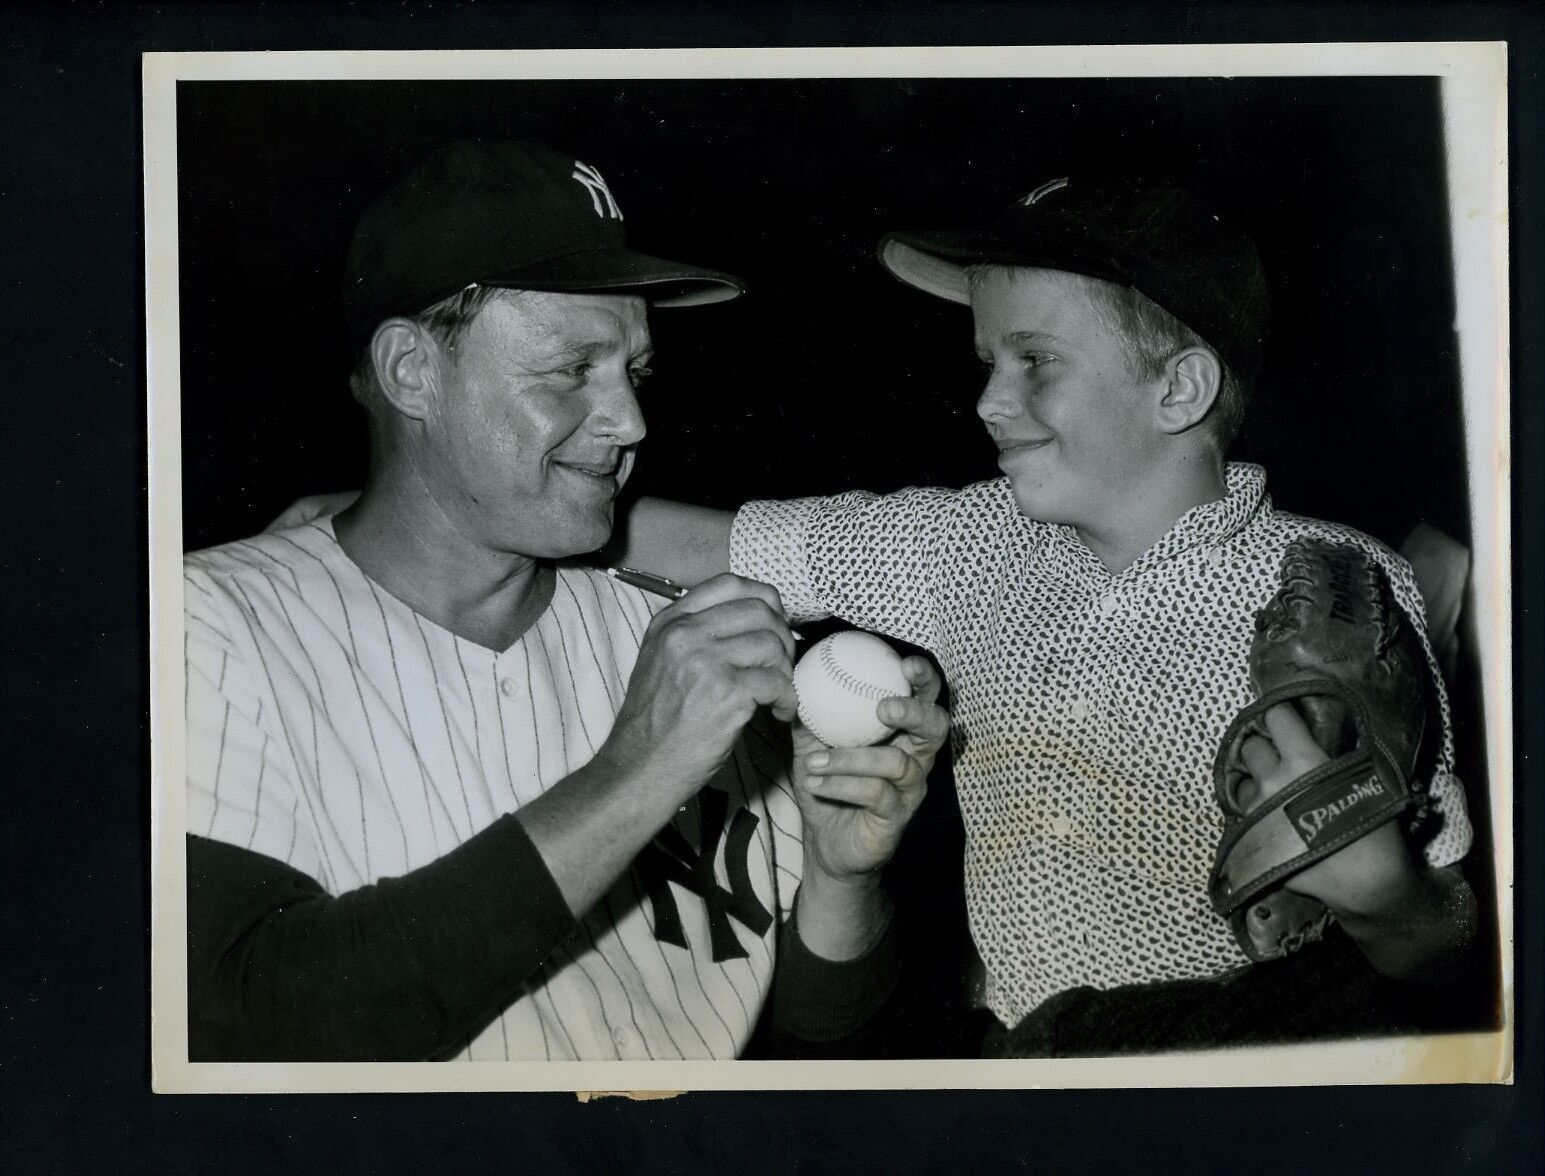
[572,160,623,220]
[1019,177,1070,206]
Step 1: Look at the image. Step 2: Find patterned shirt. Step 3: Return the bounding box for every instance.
[730,463,1472,1026]
[186,520,804,1060]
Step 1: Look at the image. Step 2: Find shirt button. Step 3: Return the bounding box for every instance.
[499,677,516,697]
[1069,698,1090,721]
[1051,815,1073,837]
[1207,547,1226,567]
[1099,591,1119,617]
[612,1026,631,1050]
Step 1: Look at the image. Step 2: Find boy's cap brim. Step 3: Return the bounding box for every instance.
[879,230,1131,306]
[876,176,1269,387]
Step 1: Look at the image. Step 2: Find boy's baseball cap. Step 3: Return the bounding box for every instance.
[878,174,1270,386]
[345,140,745,347]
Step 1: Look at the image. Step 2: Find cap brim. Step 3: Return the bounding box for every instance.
[879,229,1128,305]
[481,246,744,307]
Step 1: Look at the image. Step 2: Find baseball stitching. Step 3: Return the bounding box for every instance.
[817,637,901,700]
[797,636,904,745]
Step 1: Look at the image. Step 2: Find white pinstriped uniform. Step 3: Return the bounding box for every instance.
[185,520,804,1060]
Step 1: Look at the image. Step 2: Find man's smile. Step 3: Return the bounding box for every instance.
[552,455,627,492]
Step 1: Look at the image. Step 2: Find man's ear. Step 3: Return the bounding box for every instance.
[370,319,439,421]
[1154,347,1221,435]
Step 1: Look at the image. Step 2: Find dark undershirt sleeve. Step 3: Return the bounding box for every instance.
[765,903,904,1059]
[193,819,906,1061]
[186,814,576,1062]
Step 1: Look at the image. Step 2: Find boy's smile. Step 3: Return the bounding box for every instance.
[995,436,1053,458]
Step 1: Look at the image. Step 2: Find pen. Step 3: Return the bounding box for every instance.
[606,566,689,600]
[606,566,804,640]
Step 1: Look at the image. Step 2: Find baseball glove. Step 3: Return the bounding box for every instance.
[1208,538,1432,962]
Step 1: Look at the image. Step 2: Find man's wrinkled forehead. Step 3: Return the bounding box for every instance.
[472,289,651,360]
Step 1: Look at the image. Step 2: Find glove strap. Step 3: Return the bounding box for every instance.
[1208,677,1415,921]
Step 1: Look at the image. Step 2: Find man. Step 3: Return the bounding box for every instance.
[183,140,948,1061]
[613,175,1478,1052]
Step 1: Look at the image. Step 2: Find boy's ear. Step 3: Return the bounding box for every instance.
[1154,348,1221,435]
[370,318,440,421]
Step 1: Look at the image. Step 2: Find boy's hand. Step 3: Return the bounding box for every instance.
[1235,702,1420,916]
[1214,540,1475,980]
[1233,700,1477,982]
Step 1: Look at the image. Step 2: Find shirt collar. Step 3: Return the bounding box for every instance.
[1148,461,1267,558]
[1039,462,1269,574]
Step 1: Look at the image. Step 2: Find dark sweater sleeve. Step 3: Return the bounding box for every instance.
[186,814,576,1062]
[766,903,904,1059]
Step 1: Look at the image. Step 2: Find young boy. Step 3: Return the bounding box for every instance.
[617,174,1477,1047]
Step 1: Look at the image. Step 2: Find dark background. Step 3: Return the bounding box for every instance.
[2,3,1542,1174]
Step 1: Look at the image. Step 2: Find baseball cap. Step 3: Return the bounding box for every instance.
[344,140,745,347]
[878,174,1270,387]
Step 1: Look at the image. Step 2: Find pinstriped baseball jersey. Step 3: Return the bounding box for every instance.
[731,463,1473,1026]
[185,519,804,1060]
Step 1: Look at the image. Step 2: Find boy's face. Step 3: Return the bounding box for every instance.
[971,267,1165,532]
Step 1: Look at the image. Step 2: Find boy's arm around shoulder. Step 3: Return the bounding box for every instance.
[605,497,734,587]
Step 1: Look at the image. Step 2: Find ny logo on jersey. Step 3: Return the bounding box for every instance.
[634,786,772,962]
[571,160,623,220]
[1019,176,1070,206]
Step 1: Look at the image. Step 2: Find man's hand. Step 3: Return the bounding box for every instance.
[1234,702,1476,983]
[791,656,949,961]
[519,573,797,918]
[594,573,799,804]
[795,655,948,880]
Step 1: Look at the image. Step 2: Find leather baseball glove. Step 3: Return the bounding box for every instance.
[1208,538,1432,962]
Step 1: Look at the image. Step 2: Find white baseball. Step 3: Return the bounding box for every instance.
[793,631,911,748]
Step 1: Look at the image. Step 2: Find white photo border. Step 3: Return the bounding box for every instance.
[146,43,1512,1094]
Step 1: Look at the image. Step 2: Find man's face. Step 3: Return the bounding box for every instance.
[971,267,1163,532]
[420,290,651,559]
